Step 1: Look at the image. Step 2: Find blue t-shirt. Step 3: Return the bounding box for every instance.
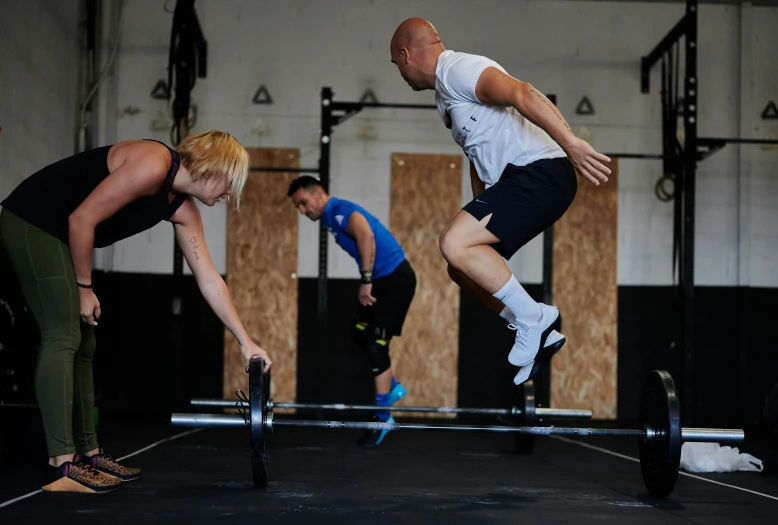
[321,197,405,279]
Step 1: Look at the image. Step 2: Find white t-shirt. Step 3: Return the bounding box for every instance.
[435,50,566,185]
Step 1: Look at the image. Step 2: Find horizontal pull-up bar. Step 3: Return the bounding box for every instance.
[247,141,770,175]
[250,167,320,173]
[699,137,778,146]
[330,101,437,110]
[605,153,665,160]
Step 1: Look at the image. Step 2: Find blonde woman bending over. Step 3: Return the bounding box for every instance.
[0,131,272,493]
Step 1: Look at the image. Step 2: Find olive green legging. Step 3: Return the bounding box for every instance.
[0,209,99,457]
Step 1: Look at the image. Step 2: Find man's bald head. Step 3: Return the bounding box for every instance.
[390,18,441,52]
[389,18,445,91]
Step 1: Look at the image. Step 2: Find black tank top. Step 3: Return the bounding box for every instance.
[0,140,186,248]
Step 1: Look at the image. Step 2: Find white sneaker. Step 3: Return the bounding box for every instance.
[507,304,561,367]
[513,330,567,385]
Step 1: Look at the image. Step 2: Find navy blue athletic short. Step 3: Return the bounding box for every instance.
[462,157,577,259]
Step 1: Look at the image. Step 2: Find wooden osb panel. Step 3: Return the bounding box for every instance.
[390,153,462,415]
[223,148,299,404]
[551,160,618,419]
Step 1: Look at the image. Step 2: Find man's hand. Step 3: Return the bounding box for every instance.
[565,137,611,186]
[358,283,377,306]
[241,341,272,373]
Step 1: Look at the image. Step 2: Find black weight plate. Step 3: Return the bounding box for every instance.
[515,379,536,454]
[265,366,271,402]
[639,370,681,498]
[249,358,269,489]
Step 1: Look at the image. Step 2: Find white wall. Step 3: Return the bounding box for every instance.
[739,4,778,288]
[0,1,82,202]
[84,1,778,287]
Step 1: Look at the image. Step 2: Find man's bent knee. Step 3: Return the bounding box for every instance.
[366,338,391,376]
[439,228,465,265]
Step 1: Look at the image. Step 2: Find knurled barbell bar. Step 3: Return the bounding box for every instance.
[190,396,592,418]
[171,359,745,498]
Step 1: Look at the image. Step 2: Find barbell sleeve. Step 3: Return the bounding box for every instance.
[536,408,592,419]
[171,413,245,428]
[681,427,745,444]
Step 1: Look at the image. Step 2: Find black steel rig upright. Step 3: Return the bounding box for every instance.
[641,0,698,424]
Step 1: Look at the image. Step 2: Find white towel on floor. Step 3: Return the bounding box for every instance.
[680,442,763,473]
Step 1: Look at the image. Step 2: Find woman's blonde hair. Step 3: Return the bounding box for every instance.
[175,130,250,209]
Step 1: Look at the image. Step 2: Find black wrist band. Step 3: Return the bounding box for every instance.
[77,282,93,289]
[360,270,373,284]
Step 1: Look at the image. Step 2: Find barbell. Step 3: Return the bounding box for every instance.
[190,398,592,420]
[190,379,592,454]
[171,359,745,498]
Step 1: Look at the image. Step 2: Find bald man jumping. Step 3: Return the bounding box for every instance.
[390,18,611,385]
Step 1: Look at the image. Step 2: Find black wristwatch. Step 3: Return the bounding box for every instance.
[360,270,373,284]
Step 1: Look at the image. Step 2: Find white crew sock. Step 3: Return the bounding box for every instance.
[493,275,540,326]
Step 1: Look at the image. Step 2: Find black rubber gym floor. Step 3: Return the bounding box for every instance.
[1,419,776,523]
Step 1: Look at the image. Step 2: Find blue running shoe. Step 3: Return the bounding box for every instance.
[386,382,407,406]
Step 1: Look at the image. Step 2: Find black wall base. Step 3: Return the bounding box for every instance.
[2,267,776,432]
[297,279,778,429]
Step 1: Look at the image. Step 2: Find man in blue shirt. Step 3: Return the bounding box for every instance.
[288,176,417,448]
